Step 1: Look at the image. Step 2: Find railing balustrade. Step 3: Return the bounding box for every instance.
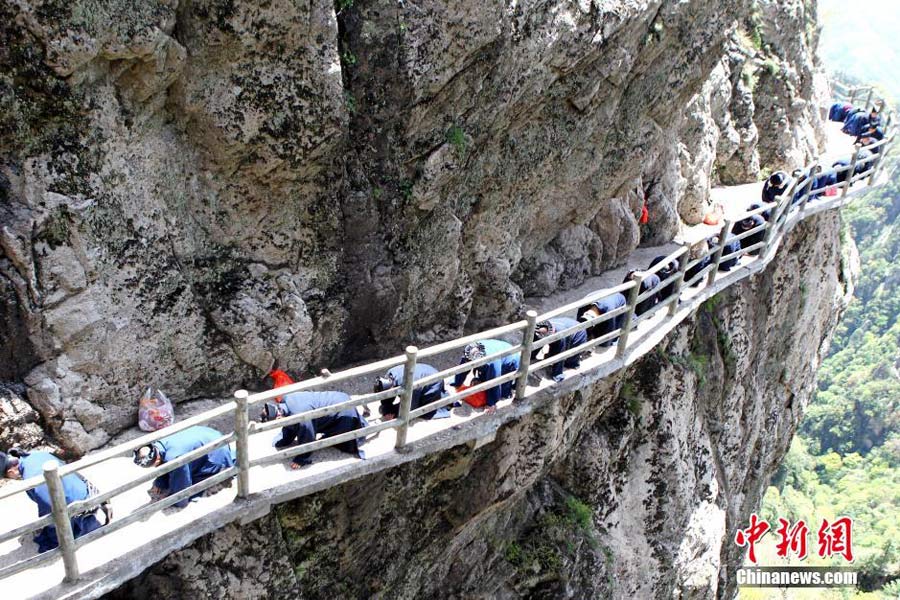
[0,100,895,591]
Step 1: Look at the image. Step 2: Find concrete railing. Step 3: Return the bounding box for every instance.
[0,107,896,590]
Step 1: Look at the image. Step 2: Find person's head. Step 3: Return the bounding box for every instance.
[622,270,637,284]
[534,321,555,341]
[463,342,486,362]
[373,373,396,393]
[259,401,286,423]
[769,171,787,188]
[0,451,21,480]
[132,443,163,468]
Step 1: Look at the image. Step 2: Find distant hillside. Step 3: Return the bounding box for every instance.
[819,0,900,102]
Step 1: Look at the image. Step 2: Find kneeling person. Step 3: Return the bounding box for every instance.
[260,391,367,469]
[452,340,520,412]
[533,318,588,382]
[576,292,627,344]
[374,363,448,420]
[133,425,235,507]
[1,449,110,552]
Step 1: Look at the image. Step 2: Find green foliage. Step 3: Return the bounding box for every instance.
[762,57,780,77]
[621,382,641,420]
[335,0,353,11]
[399,179,413,201]
[446,124,468,159]
[565,496,593,533]
[341,50,357,67]
[504,492,598,578]
[761,159,900,594]
[344,91,356,114]
[748,9,764,51]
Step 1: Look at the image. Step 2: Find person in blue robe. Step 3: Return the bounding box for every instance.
[133,425,235,506]
[1,450,106,552]
[374,363,449,420]
[452,339,520,409]
[259,392,368,468]
[532,317,588,381]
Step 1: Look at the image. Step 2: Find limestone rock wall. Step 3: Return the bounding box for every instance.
[0,0,825,456]
[107,209,851,599]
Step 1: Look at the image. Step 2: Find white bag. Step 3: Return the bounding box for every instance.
[137,387,175,432]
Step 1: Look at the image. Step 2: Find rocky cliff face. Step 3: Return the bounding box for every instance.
[107,210,852,600]
[1,0,827,455]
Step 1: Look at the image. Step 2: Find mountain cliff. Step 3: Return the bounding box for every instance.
[0,0,850,597]
[1,0,827,455]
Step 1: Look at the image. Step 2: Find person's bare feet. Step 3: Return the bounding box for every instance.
[290,462,302,470]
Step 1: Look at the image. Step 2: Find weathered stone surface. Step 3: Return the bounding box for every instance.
[750,0,827,171]
[0,0,826,475]
[108,211,851,599]
[0,384,47,450]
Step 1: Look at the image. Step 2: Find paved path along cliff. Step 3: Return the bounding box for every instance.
[0,115,893,598]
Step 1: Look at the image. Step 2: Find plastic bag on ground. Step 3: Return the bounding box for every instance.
[138,387,175,432]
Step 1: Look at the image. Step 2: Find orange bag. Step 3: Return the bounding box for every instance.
[639,204,649,224]
[268,369,296,403]
[456,384,488,408]
[703,204,724,226]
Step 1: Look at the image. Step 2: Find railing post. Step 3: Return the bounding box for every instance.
[233,389,251,498]
[848,88,858,105]
[706,220,733,286]
[515,310,538,401]
[615,274,642,359]
[394,346,419,450]
[764,180,795,253]
[864,89,873,111]
[868,133,895,186]
[798,163,818,216]
[843,144,862,197]
[43,461,79,582]
[667,245,691,316]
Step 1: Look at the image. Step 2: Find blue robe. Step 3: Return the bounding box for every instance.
[452,339,520,406]
[278,392,368,465]
[19,452,103,553]
[534,317,588,378]
[577,292,627,343]
[686,254,712,287]
[648,256,680,302]
[635,273,661,316]
[736,215,766,256]
[748,203,772,222]
[829,102,851,121]
[761,172,789,204]
[152,426,235,508]
[842,111,869,136]
[379,363,448,419]
[716,237,742,271]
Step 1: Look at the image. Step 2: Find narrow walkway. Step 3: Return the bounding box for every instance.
[0,119,886,599]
